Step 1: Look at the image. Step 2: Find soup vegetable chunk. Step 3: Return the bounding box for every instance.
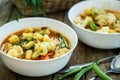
[74,7,120,33]
[1,27,71,60]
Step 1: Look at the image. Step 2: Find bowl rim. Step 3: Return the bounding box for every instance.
[68,0,120,35]
[0,17,78,63]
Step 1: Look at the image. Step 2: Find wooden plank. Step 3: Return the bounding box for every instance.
[0,58,16,80]
[48,11,64,21]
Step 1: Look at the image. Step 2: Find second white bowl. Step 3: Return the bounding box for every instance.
[68,0,120,49]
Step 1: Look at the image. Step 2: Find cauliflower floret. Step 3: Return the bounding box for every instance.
[7,45,23,58]
[39,43,48,56]
[96,26,110,33]
[22,41,35,49]
[74,17,83,24]
[34,42,41,51]
[53,48,69,58]
[107,13,116,27]
[81,7,97,17]
[114,27,120,33]
[95,12,117,28]
[43,34,50,42]
[75,16,92,28]
[33,32,43,40]
[24,28,34,33]
[48,40,58,51]
[25,50,32,60]
[8,34,20,44]
[32,42,48,59]
[109,29,117,33]
[95,14,107,27]
[98,19,107,27]
[3,43,12,54]
[45,28,50,35]
[114,20,120,28]
[95,12,106,21]
[113,20,120,32]
[42,39,58,51]
[22,33,33,40]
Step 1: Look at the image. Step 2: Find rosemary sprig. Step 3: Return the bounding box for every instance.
[37,0,47,17]
[7,5,25,22]
[32,0,37,16]
[21,0,47,17]
[7,0,47,22]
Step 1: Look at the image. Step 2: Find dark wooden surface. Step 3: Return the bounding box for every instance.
[0,9,120,80]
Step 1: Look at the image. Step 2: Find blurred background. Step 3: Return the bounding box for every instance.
[0,0,82,26]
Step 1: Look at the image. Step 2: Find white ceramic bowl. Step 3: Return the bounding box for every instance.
[0,17,78,77]
[68,0,120,49]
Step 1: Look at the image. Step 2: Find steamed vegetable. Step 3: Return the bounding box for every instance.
[2,27,71,60]
[93,63,112,80]
[81,17,92,27]
[89,21,97,31]
[55,61,112,80]
[55,68,82,80]
[72,64,94,80]
[74,7,120,33]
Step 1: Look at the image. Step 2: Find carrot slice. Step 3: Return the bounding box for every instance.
[40,53,54,60]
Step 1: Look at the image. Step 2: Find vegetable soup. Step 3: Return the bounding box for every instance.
[0,27,71,60]
[74,7,120,33]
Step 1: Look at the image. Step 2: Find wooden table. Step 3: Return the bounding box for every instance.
[0,10,120,80]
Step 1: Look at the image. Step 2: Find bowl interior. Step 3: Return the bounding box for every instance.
[68,0,120,26]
